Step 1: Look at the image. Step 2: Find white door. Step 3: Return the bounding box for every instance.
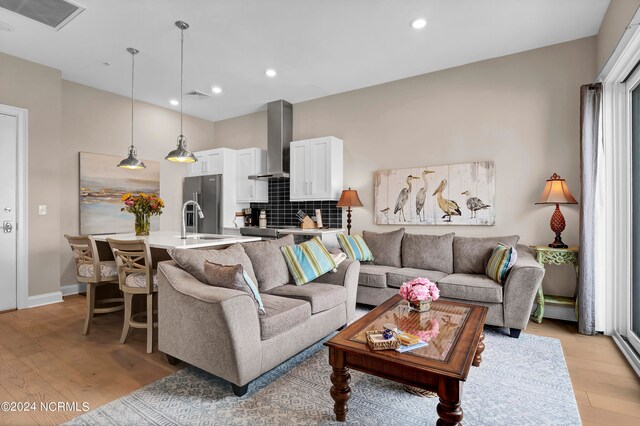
[290,141,309,200]
[0,113,17,311]
[236,149,256,202]
[309,138,331,199]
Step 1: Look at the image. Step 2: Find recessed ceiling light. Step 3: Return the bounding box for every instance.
[410,18,427,29]
[0,22,15,32]
[265,69,277,78]
[211,86,222,94]
[170,99,179,106]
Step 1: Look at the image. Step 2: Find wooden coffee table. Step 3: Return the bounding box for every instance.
[324,295,487,425]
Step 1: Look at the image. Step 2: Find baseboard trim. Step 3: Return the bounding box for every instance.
[27,291,63,308]
[60,283,86,296]
[532,304,577,323]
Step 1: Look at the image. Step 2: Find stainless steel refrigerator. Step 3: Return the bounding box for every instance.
[183,174,223,234]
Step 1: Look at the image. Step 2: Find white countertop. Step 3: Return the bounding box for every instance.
[92,231,261,250]
[276,228,344,235]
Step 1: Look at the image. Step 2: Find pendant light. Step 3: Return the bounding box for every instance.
[117,47,146,169]
[166,21,197,163]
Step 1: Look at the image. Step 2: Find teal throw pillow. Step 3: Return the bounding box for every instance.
[280,237,337,286]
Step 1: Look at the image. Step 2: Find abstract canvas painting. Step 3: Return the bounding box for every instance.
[374,161,495,225]
[79,152,160,234]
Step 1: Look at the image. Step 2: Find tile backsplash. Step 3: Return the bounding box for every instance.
[250,178,343,228]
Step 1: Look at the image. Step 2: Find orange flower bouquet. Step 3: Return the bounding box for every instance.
[120,193,164,236]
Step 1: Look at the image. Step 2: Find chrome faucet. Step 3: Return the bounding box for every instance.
[181,200,205,239]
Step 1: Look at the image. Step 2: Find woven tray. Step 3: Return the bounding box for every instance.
[366,330,400,351]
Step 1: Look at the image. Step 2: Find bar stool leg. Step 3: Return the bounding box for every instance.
[83,283,96,336]
[146,293,154,353]
[120,292,133,344]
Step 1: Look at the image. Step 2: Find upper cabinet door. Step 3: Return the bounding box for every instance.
[290,140,309,200]
[309,138,331,199]
[205,151,224,175]
[290,137,343,201]
[236,148,268,203]
[187,153,206,177]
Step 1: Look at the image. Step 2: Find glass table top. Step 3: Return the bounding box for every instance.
[350,300,471,362]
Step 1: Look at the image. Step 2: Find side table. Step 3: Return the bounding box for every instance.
[530,246,579,323]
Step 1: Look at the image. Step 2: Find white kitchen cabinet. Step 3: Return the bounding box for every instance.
[186,148,228,177]
[290,136,343,201]
[236,148,268,203]
[187,152,206,176]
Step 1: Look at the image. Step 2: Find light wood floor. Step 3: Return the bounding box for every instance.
[0,295,638,425]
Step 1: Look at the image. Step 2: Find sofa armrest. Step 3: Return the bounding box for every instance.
[502,245,545,330]
[157,261,262,386]
[311,259,361,323]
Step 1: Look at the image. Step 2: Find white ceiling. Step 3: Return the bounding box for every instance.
[0,0,609,122]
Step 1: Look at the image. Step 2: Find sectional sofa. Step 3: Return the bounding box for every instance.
[354,229,544,338]
[157,235,360,396]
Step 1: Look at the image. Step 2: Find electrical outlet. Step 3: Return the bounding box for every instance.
[38,205,47,215]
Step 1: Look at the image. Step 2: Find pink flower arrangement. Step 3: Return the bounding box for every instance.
[399,277,440,303]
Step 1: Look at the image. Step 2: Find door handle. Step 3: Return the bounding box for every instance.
[3,221,13,233]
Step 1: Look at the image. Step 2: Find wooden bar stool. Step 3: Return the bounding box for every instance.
[64,235,124,335]
[108,238,158,353]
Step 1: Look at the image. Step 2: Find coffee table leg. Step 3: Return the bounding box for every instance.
[436,378,463,426]
[473,331,485,367]
[329,349,351,422]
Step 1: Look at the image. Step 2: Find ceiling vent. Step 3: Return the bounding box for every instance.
[185,90,211,100]
[0,0,85,31]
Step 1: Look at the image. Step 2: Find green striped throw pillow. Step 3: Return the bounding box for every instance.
[337,233,374,262]
[280,237,337,286]
[485,243,513,284]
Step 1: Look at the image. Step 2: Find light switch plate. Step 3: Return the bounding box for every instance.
[38,205,47,215]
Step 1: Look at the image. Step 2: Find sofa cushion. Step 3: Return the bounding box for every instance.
[386,268,449,288]
[266,283,347,314]
[437,273,503,303]
[337,234,374,261]
[362,228,405,267]
[280,237,337,286]
[168,244,258,285]
[401,233,454,274]
[243,235,294,292]
[453,235,520,274]
[258,294,311,340]
[358,264,397,288]
[204,261,265,314]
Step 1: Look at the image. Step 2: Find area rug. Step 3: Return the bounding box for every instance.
[67,328,580,425]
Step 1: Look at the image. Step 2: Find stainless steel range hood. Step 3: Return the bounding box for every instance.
[249,100,293,180]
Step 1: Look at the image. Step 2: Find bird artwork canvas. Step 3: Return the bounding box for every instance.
[374,161,495,225]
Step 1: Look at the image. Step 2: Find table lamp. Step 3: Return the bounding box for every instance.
[535,173,578,248]
[337,188,363,235]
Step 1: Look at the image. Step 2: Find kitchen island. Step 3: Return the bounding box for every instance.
[90,231,262,312]
[92,231,261,250]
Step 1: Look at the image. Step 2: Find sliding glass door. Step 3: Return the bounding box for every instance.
[628,71,640,354]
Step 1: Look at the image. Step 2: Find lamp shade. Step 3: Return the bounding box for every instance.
[535,173,578,205]
[337,188,363,207]
[166,135,197,163]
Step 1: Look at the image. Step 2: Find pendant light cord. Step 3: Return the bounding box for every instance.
[180,25,184,136]
[131,50,135,151]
